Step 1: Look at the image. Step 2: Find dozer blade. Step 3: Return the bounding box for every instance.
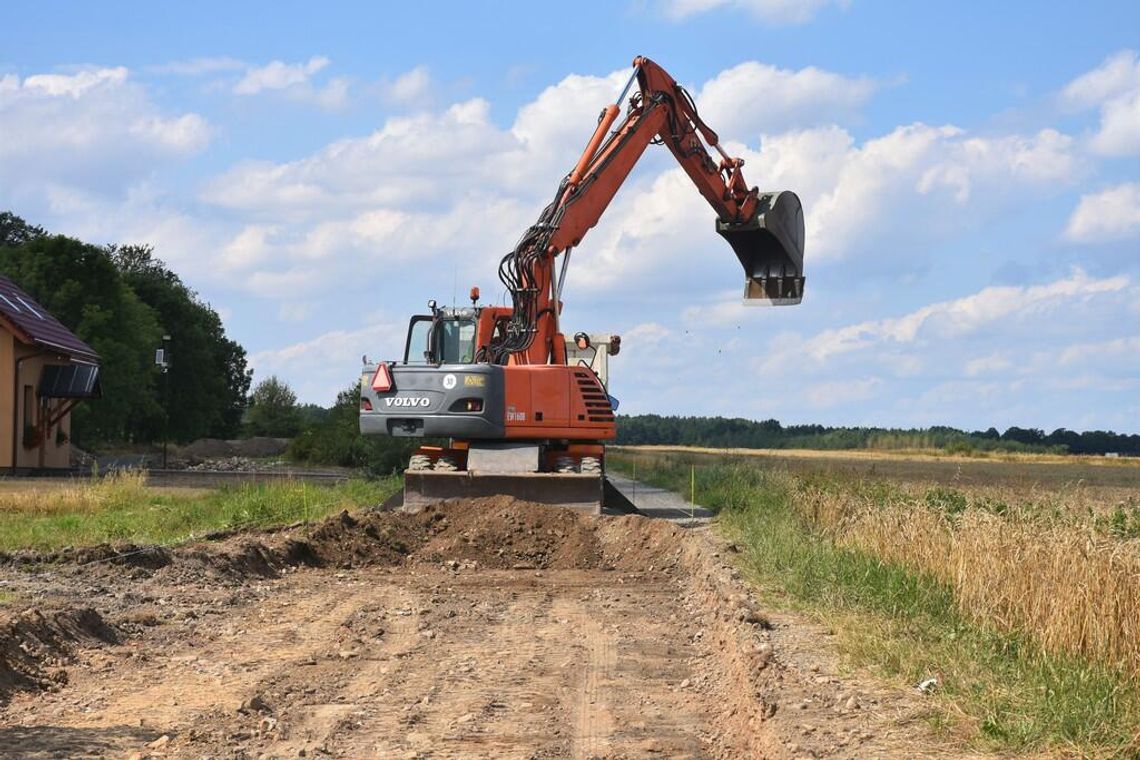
[403,471,605,514]
[717,190,805,306]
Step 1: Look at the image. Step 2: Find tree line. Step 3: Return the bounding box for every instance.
[616,415,1140,456]
[0,212,251,446]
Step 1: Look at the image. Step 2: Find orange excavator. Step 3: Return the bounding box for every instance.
[360,56,804,512]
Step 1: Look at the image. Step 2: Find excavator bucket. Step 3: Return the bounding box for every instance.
[717,191,805,305]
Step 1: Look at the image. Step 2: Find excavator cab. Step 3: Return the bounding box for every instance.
[718,191,805,306]
[404,308,478,364]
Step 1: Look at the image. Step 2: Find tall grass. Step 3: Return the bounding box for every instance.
[611,453,1140,754]
[0,469,150,516]
[0,473,400,552]
[796,477,1140,677]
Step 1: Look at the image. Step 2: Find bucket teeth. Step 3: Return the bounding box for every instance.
[717,190,805,306]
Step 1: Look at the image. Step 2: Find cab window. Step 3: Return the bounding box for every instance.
[403,316,432,363]
[434,319,476,364]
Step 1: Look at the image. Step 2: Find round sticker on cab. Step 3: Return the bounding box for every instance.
[442,373,457,390]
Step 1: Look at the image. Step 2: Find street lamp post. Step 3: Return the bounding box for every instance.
[156,335,171,469]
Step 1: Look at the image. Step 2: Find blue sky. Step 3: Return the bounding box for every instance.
[3,1,1138,432]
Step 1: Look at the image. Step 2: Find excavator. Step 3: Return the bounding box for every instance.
[360,56,804,512]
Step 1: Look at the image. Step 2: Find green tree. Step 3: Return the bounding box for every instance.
[109,244,251,440]
[246,376,302,437]
[289,384,418,473]
[0,211,45,247]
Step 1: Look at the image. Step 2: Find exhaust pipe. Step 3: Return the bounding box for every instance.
[717,191,805,306]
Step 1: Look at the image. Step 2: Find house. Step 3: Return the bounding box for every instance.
[0,275,101,471]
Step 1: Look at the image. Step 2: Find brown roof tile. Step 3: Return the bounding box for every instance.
[0,275,98,362]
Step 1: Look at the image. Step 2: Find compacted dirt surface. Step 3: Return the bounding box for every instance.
[0,497,938,759]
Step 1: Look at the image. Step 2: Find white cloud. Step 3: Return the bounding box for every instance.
[234,56,329,94]
[151,57,246,76]
[202,97,514,216]
[1060,50,1139,109]
[1091,90,1140,155]
[1058,336,1140,367]
[250,320,406,404]
[222,224,278,271]
[659,0,846,24]
[797,125,1077,261]
[232,56,348,109]
[791,269,1127,364]
[697,61,877,136]
[21,67,128,97]
[1065,183,1140,243]
[128,113,211,152]
[0,67,210,196]
[381,66,432,106]
[1060,50,1140,155]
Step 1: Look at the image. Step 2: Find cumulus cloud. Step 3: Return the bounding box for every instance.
[659,0,846,24]
[250,319,406,404]
[790,269,1126,364]
[1060,50,1140,155]
[379,65,432,106]
[234,56,329,94]
[697,62,877,136]
[232,56,348,109]
[150,57,246,76]
[1065,182,1140,243]
[0,66,210,196]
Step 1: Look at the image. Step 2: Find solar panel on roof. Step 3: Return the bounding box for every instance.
[15,296,42,319]
[0,275,98,361]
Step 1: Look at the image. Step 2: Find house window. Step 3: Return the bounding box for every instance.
[23,385,33,428]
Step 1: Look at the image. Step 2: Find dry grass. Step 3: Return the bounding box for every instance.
[0,470,150,515]
[617,444,1140,468]
[797,478,1140,676]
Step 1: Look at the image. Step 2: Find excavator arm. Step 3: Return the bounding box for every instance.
[492,56,805,366]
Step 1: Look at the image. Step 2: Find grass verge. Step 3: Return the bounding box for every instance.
[0,471,400,552]
[611,453,1140,756]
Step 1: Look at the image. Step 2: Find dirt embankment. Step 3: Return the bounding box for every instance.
[0,498,935,758]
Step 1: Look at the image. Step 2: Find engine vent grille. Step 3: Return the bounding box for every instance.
[574,370,613,423]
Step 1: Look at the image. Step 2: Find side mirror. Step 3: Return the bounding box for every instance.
[574,332,591,350]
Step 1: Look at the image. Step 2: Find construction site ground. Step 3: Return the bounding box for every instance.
[1,495,939,759]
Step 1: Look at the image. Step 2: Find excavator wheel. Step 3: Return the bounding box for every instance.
[407,454,432,471]
[554,456,577,474]
[433,456,459,472]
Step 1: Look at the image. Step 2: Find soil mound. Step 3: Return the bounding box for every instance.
[231,437,290,458]
[413,497,605,569]
[0,608,118,704]
[180,437,290,462]
[180,438,236,459]
[3,497,689,585]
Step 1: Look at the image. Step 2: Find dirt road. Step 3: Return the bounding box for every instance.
[0,498,932,758]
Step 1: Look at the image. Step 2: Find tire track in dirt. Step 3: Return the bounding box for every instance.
[336,576,564,758]
[568,598,616,760]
